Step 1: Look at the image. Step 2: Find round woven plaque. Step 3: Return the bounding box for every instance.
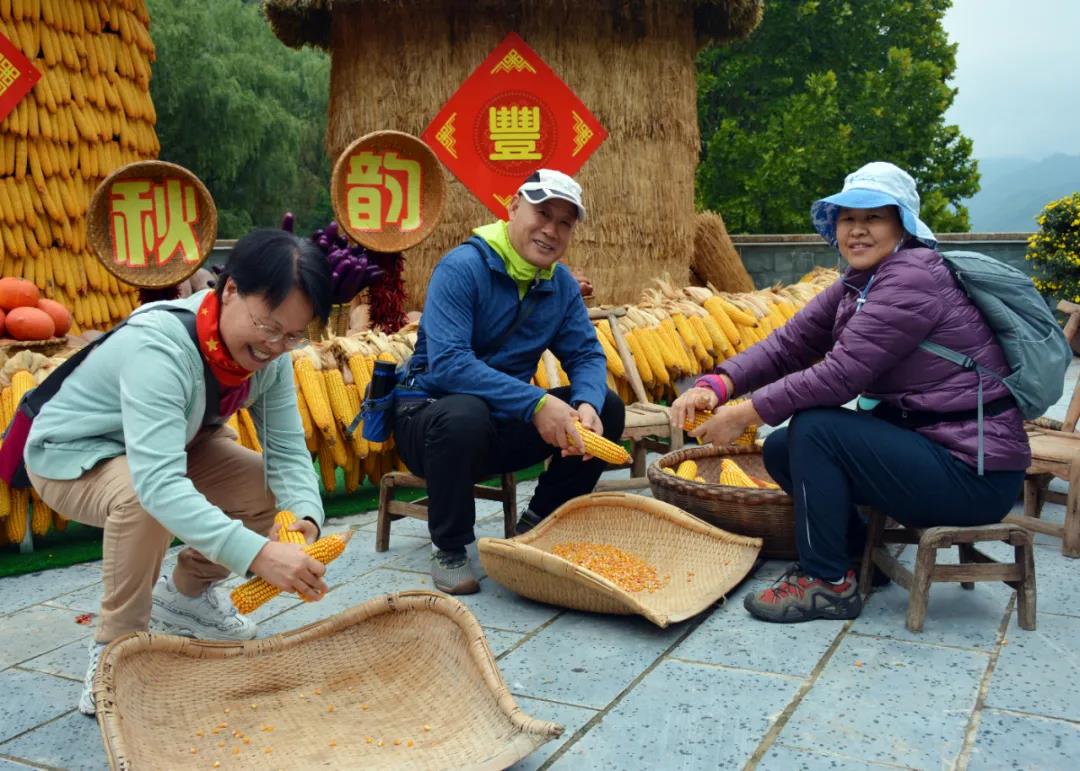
[87,160,217,289]
[330,131,446,252]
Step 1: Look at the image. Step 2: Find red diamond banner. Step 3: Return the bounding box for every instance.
[0,31,40,124]
[422,32,607,219]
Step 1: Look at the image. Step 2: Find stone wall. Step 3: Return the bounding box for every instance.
[730,233,1032,288]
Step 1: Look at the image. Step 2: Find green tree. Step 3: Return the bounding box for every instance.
[146,0,332,237]
[697,0,978,234]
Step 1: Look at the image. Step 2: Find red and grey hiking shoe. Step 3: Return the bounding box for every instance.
[744,564,863,623]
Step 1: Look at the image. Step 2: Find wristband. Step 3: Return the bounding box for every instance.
[693,374,728,405]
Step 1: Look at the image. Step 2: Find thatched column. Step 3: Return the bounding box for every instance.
[267,0,762,308]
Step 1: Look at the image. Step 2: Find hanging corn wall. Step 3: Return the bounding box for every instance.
[0,0,157,332]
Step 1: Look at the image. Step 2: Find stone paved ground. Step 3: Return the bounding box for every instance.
[1,364,1078,770]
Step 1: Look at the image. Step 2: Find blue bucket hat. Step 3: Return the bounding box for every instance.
[810,162,937,249]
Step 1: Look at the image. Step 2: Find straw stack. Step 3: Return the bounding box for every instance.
[0,0,156,331]
[693,210,754,292]
[265,0,765,309]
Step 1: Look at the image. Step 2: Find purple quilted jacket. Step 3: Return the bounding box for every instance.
[719,244,1031,471]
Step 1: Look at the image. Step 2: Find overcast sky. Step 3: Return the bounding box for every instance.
[942,0,1080,160]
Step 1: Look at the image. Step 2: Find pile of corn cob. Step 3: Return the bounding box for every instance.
[0,349,68,545]
[0,0,157,332]
[590,268,838,404]
[661,457,780,490]
[287,328,418,494]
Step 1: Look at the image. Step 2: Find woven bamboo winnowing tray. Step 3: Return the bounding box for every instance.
[478,492,761,628]
[647,444,797,559]
[95,591,562,770]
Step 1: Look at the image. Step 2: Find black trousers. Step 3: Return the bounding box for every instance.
[394,387,626,550]
[762,407,1024,581]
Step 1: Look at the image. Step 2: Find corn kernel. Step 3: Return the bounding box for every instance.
[213,763,220,769]
[327,705,334,713]
[365,737,374,744]
[407,739,415,747]
[377,739,384,747]
[232,747,240,755]
[394,739,401,746]
[552,542,668,593]
[190,748,197,754]
[265,747,273,754]
[423,724,431,732]
[330,741,337,748]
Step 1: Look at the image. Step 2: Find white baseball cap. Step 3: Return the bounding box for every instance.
[517,169,586,222]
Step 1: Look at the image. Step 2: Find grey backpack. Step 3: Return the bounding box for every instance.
[919,250,1070,471]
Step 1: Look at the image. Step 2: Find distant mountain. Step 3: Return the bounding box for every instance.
[963,154,1080,232]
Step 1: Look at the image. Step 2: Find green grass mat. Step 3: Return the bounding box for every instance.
[0,461,548,578]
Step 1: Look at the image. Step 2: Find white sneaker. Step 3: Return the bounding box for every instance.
[79,640,107,716]
[150,576,257,640]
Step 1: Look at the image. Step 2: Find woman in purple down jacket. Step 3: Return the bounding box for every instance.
[670,162,1030,623]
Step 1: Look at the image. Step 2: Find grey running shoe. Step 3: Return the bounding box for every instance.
[430,549,480,595]
[744,563,863,623]
[79,640,107,716]
[150,576,257,640]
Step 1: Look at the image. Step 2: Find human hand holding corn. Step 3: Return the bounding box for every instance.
[233,530,352,614]
[670,386,720,432]
[689,401,761,447]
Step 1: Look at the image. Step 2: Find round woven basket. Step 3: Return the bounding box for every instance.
[95,591,562,770]
[647,444,797,559]
[87,160,217,289]
[330,130,446,252]
[479,492,761,627]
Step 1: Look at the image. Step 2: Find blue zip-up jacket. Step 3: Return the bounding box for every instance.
[407,238,607,422]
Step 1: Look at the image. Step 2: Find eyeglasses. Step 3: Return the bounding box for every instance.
[243,298,308,350]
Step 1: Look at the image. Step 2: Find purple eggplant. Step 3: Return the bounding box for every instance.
[280,212,295,232]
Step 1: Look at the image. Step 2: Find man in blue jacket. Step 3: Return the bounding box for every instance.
[397,169,625,594]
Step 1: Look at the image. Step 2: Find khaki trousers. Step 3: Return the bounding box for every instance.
[28,426,277,643]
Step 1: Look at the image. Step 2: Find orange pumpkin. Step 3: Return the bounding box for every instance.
[5,306,56,341]
[0,277,40,311]
[37,298,72,336]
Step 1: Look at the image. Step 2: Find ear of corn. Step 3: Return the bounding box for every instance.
[274,510,307,546]
[572,421,631,465]
[719,459,758,488]
[230,532,352,614]
[674,460,697,480]
[294,357,335,444]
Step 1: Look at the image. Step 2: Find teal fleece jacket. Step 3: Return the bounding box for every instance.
[24,290,324,576]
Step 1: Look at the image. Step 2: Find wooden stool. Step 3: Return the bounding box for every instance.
[375,471,517,552]
[859,510,1037,632]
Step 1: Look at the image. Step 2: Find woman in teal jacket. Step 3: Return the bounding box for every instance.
[25,229,332,715]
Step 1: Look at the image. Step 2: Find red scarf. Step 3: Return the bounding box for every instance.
[196,291,252,388]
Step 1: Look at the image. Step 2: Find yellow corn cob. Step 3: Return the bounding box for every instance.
[572,421,631,465]
[238,409,262,453]
[533,357,551,389]
[596,329,625,378]
[230,532,352,614]
[11,370,35,405]
[52,510,68,531]
[688,314,716,361]
[703,297,743,346]
[674,460,697,480]
[719,459,758,488]
[0,479,10,520]
[274,511,307,546]
[662,466,675,475]
[554,359,570,387]
[294,357,335,444]
[749,475,781,490]
[656,319,689,374]
[344,454,362,493]
[346,353,371,399]
[5,488,29,543]
[344,383,368,458]
[30,491,52,537]
[637,327,670,385]
[316,440,338,493]
[716,297,758,327]
[672,313,707,364]
[322,368,355,434]
[293,371,318,452]
[624,327,654,386]
[699,314,732,356]
[682,410,713,432]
